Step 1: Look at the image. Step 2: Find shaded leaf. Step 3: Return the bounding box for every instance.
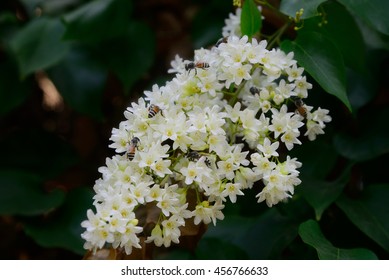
[47,47,107,120]
[202,209,298,259]
[337,0,389,36]
[240,0,262,38]
[281,32,351,111]
[24,187,94,255]
[62,0,132,43]
[8,17,69,77]
[299,220,378,259]
[280,0,327,19]
[336,184,389,253]
[196,238,248,259]
[0,170,65,216]
[333,108,389,161]
[299,166,350,220]
[291,138,339,180]
[98,21,155,93]
[304,1,367,73]
[192,1,230,49]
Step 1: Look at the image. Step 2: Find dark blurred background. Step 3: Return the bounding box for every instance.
[1,0,389,260]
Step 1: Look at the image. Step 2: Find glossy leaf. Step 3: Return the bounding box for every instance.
[8,17,69,77]
[291,139,339,180]
[304,1,367,73]
[333,108,389,161]
[47,47,107,120]
[337,0,389,35]
[0,170,65,216]
[299,220,378,259]
[299,166,350,220]
[336,184,389,253]
[202,209,298,259]
[280,0,327,19]
[281,32,351,111]
[98,21,155,93]
[240,0,262,38]
[24,187,94,255]
[62,0,132,42]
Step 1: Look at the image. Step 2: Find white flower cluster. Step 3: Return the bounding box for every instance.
[81,26,331,255]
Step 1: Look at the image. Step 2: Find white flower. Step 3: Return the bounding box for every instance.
[257,138,279,158]
[221,182,244,203]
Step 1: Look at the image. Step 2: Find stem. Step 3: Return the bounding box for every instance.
[267,21,291,49]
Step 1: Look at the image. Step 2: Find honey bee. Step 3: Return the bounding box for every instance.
[294,98,307,118]
[249,86,259,95]
[185,61,210,73]
[148,104,161,118]
[127,137,140,160]
[186,151,211,167]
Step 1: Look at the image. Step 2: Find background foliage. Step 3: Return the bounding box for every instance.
[0,0,388,260]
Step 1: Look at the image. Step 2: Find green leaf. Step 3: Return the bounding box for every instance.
[98,21,155,93]
[336,184,389,253]
[0,56,32,116]
[281,32,351,111]
[8,17,70,77]
[47,47,107,120]
[280,0,327,19]
[299,166,350,220]
[62,0,132,43]
[299,220,378,259]
[240,0,262,38]
[333,108,389,161]
[196,238,248,259]
[304,1,367,73]
[24,187,94,255]
[337,0,389,36]
[192,0,232,49]
[0,170,65,216]
[203,209,298,259]
[291,139,339,180]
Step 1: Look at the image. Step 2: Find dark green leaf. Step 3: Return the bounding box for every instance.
[299,220,378,259]
[281,32,351,111]
[8,17,69,77]
[337,0,389,35]
[47,47,107,120]
[346,69,376,112]
[336,184,389,253]
[0,170,65,216]
[333,108,389,161]
[24,187,94,255]
[291,139,339,180]
[0,56,32,116]
[240,0,262,38]
[98,21,155,93]
[299,166,350,220]
[62,0,132,43]
[304,1,367,73]
[196,238,248,259]
[203,209,298,259]
[280,0,327,19]
[192,0,232,49]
